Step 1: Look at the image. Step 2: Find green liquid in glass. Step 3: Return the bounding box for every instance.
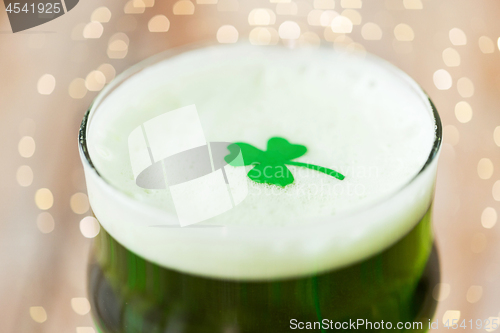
[89,206,438,333]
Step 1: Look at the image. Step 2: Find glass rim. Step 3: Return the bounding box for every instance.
[78,41,443,225]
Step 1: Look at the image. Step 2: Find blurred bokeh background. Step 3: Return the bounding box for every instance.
[0,0,499,332]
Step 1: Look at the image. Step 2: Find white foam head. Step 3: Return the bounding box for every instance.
[81,43,441,280]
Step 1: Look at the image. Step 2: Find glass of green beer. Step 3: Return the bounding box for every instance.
[79,43,442,333]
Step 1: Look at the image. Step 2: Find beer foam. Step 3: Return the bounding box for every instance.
[82,44,440,280]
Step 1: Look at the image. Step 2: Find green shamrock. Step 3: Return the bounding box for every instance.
[224,137,345,187]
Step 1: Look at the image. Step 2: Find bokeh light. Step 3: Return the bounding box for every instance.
[36,212,55,234]
[29,306,47,323]
[307,10,323,26]
[479,36,494,53]
[16,165,33,187]
[124,0,145,14]
[70,193,90,215]
[342,9,362,25]
[394,23,414,41]
[494,126,500,147]
[320,11,339,27]
[37,74,56,95]
[80,217,100,238]
[477,158,494,180]
[481,207,497,229]
[18,136,36,158]
[216,25,239,43]
[279,21,301,39]
[486,318,500,332]
[248,8,276,26]
[361,22,382,40]
[71,297,91,315]
[69,78,87,99]
[148,15,170,32]
[83,22,104,39]
[455,101,473,123]
[433,69,452,90]
[449,28,467,45]
[493,181,500,201]
[249,27,279,45]
[107,33,130,59]
[173,0,195,15]
[91,7,112,23]
[457,77,474,98]
[299,32,321,47]
[403,0,422,10]
[442,310,461,325]
[331,16,353,33]
[442,48,460,67]
[466,285,483,303]
[35,188,54,210]
[432,283,451,302]
[97,64,116,83]
[85,71,106,92]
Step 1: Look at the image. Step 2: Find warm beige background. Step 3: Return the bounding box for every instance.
[0,0,499,332]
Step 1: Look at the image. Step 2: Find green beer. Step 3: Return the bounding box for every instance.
[79,44,442,332]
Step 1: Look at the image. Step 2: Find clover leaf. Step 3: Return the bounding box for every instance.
[225,137,345,187]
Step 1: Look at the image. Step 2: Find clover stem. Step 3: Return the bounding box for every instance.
[286,161,345,181]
